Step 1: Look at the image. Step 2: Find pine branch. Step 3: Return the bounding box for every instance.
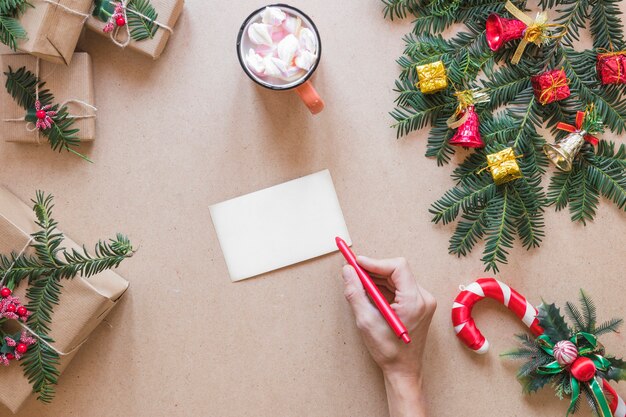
[382,0,421,20]
[4,66,52,110]
[569,158,600,224]
[430,175,496,224]
[565,300,586,332]
[547,166,576,211]
[511,178,545,249]
[481,187,517,272]
[425,117,456,165]
[589,0,625,50]
[127,0,158,41]
[578,290,597,332]
[21,333,60,404]
[448,205,488,256]
[0,14,25,50]
[594,318,623,336]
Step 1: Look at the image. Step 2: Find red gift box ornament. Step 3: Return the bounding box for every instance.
[447,89,489,148]
[531,69,571,105]
[596,50,626,85]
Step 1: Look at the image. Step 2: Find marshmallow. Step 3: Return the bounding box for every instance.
[299,28,316,53]
[277,34,299,65]
[248,23,273,46]
[295,50,316,71]
[246,49,265,74]
[263,56,289,77]
[261,7,287,26]
[283,16,302,34]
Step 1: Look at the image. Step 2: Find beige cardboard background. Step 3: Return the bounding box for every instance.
[0,0,624,416]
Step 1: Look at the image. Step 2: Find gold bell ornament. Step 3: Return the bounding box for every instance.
[543,105,603,172]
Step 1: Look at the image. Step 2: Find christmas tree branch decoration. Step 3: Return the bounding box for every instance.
[0,191,134,403]
[0,0,29,50]
[3,66,91,162]
[93,0,159,42]
[383,0,626,271]
[451,278,626,417]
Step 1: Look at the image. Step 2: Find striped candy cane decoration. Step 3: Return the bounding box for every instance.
[452,278,543,353]
[451,278,626,417]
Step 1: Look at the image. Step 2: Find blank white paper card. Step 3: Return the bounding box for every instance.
[210,170,352,281]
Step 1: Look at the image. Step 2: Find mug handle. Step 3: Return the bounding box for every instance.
[295,81,325,115]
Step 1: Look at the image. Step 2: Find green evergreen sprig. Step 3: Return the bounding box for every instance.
[0,191,134,403]
[127,0,158,41]
[502,291,625,412]
[3,66,91,162]
[0,0,29,50]
[383,0,626,272]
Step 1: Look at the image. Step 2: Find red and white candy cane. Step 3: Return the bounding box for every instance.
[451,277,626,417]
[452,278,543,353]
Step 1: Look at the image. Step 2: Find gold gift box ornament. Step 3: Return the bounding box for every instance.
[484,147,523,185]
[415,61,448,94]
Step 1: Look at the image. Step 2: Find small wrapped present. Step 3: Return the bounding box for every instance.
[486,147,523,185]
[86,0,184,59]
[415,61,448,94]
[15,0,94,65]
[531,69,571,105]
[596,51,626,85]
[0,186,129,413]
[0,53,96,145]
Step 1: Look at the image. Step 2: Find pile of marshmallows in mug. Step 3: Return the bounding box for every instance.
[245,7,318,83]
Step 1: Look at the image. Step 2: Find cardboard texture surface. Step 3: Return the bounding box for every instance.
[0,53,96,144]
[0,0,624,416]
[85,0,184,59]
[210,170,352,281]
[17,0,93,65]
[0,187,129,413]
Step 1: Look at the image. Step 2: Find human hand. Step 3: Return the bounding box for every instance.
[341,256,436,379]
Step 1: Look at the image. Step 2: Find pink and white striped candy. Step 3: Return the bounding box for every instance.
[553,340,578,365]
[451,278,543,354]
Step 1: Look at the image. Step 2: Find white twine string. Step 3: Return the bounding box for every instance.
[108,0,173,48]
[40,0,91,22]
[0,223,88,357]
[2,58,98,145]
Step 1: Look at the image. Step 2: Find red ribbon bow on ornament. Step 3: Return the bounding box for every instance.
[556,111,599,146]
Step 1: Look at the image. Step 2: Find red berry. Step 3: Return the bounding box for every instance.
[16,306,27,317]
[0,288,11,298]
[36,109,46,120]
[6,304,16,313]
[116,16,126,26]
[15,343,27,354]
[6,353,14,360]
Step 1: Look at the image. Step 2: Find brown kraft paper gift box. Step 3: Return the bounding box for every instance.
[85,0,184,59]
[16,0,94,65]
[0,186,129,414]
[0,53,96,144]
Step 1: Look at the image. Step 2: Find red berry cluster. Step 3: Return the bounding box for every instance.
[0,287,29,321]
[103,2,127,33]
[0,288,36,366]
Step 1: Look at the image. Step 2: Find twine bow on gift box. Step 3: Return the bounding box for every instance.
[2,58,97,146]
[537,333,614,417]
[97,0,174,48]
[504,0,567,64]
[446,88,490,129]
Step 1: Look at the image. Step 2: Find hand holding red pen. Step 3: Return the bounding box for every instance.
[341,255,436,417]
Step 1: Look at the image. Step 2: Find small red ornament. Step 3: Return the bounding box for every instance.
[16,306,28,317]
[531,69,571,105]
[449,106,485,148]
[116,16,126,27]
[0,288,11,298]
[15,343,28,354]
[485,13,527,51]
[36,109,46,120]
[6,304,16,313]
[570,357,597,382]
[596,52,626,85]
[6,353,14,360]
[553,340,578,365]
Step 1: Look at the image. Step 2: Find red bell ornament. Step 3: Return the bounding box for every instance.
[449,106,485,148]
[570,357,597,382]
[485,13,528,51]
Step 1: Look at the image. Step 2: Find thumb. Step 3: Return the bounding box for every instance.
[342,265,372,315]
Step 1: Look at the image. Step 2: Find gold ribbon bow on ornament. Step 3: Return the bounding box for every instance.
[504,1,567,64]
[446,89,490,129]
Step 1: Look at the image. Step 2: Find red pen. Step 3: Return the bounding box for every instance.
[335,237,411,344]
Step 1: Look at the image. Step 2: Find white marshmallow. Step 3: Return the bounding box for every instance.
[295,50,316,71]
[277,34,299,64]
[263,56,289,77]
[299,28,317,52]
[248,23,273,46]
[246,49,265,74]
[282,16,302,34]
[261,6,287,26]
